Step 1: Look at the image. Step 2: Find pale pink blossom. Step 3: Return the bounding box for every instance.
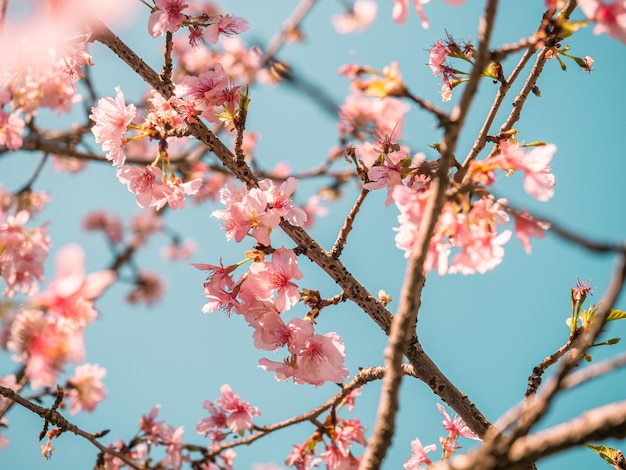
[0,210,51,297]
[437,403,480,440]
[90,87,137,166]
[51,155,87,173]
[244,247,303,312]
[175,66,228,106]
[0,108,24,151]
[197,400,228,435]
[7,309,84,389]
[403,438,437,469]
[215,384,260,433]
[577,0,626,43]
[259,178,307,226]
[126,271,165,305]
[429,40,449,75]
[67,363,107,414]
[162,238,197,260]
[161,425,185,470]
[82,211,123,244]
[35,244,116,326]
[164,177,203,210]
[392,0,467,28]
[116,165,171,210]
[302,194,329,229]
[130,209,164,247]
[294,332,349,386]
[212,186,281,246]
[332,0,377,34]
[204,15,250,44]
[513,210,550,254]
[148,0,188,37]
[0,418,8,449]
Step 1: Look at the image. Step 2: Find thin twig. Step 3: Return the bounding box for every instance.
[330,187,369,259]
[203,365,417,458]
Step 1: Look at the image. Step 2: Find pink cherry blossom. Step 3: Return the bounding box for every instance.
[90,87,137,167]
[204,14,250,44]
[215,384,261,433]
[294,332,349,386]
[332,0,377,34]
[162,238,197,260]
[161,425,184,470]
[0,210,51,297]
[148,0,188,37]
[244,248,303,312]
[116,165,171,210]
[126,271,165,305]
[164,176,203,210]
[392,0,467,27]
[513,210,550,254]
[0,107,25,151]
[212,186,281,246]
[7,309,85,389]
[175,65,229,108]
[577,0,626,43]
[489,141,556,201]
[67,363,107,414]
[35,243,116,326]
[437,403,480,440]
[82,211,123,244]
[258,177,307,227]
[403,438,437,469]
[130,209,164,247]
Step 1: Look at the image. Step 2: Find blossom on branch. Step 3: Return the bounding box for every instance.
[90,87,138,167]
[578,0,626,44]
[332,0,377,34]
[148,0,189,37]
[67,363,107,414]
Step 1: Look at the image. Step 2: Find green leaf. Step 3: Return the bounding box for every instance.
[607,309,626,321]
[593,338,621,347]
[585,444,619,466]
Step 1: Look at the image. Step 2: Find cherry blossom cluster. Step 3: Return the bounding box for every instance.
[0,31,92,152]
[363,138,555,274]
[1,244,114,391]
[0,187,51,298]
[391,0,467,29]
[100,388,256,469]
[147,0,249,45]
[196,384,260,443]
[427,33,477,102]
[90,86,203,210]
[287,390,366,469]
[102,404,188,470]
[404,403,479,469]
[336,63,410,171]
[211,178,307,246]
[196,245,349,387]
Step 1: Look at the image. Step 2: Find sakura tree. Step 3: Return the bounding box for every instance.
[1,1,626,469]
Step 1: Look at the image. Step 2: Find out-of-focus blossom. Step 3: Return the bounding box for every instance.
[333,0,377,33]
[67,363,107,414]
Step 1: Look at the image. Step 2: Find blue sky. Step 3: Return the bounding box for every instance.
[2,1,626,469]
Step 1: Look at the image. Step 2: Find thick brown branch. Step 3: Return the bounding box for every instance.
[0,385,140,470]
[429,400,626,470]
[92,18,493,442]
